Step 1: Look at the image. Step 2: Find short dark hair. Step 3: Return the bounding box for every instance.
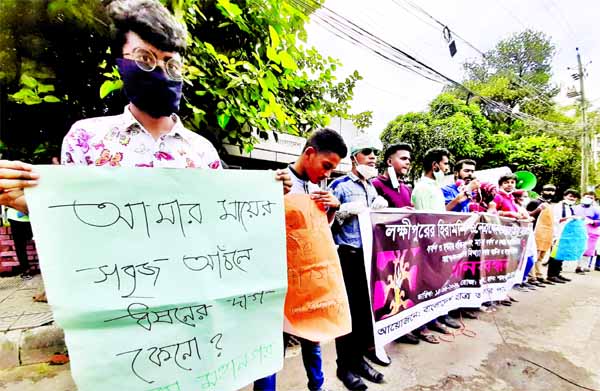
[108,0,188,56]
[584,191,596,198]
[303,128,348,158]
[422,147,449,171]
[454,159,476,173]
[383,143,412,162]
[512,189,527,198]
[498,174,517,185]
[564,188,580,198]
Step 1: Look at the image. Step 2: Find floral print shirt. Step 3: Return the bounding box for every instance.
[61,106,221,169]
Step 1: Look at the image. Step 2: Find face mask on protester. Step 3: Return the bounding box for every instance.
[117,58,182,118]
[356,164,378,180]
[563,199,576,205]
[581,197,593,206]
[433,168,445,184]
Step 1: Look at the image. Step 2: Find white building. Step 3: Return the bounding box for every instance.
[223,118,363,174]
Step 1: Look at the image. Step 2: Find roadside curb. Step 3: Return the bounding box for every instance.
[0,324,65,369]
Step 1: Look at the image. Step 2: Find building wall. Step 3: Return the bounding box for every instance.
[0,226,38,274]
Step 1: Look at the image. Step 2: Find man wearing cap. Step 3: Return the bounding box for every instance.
[329,136,388,391]
[526,185,556,285]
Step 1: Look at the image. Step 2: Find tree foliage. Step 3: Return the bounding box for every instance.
[0,0,369,161]
[386,29,583,191]
[380,93,488,179]
[458,29,559,118]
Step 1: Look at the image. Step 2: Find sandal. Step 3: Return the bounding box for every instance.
[500,299,512,306]
[416,332,440,344]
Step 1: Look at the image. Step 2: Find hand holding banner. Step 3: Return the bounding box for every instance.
[26,166,287,391]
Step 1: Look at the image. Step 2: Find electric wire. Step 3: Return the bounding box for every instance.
[285,0,582,137]
[393,0,558,111]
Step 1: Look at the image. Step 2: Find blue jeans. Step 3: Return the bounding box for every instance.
[253,335,324,391]
[522,255,534,283]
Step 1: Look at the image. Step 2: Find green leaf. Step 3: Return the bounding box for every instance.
[278,52,297,70]
[20,74,38,89]
[42,95,60,103]
[217,113,231,129]
[269,25,280,48]
[23,95,43,105]
[99,80,123,99]
[266,46,279,63]
[37,84,55,94]
[216,0,242,18]
[9,88,36,101]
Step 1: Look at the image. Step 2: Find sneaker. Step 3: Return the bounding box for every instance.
[461,309,479,319]
[537,278,554,285]
[20,273,33,280]
[595,267,600,271]
[528,280,545,287]
[548,276,566,284]
[575,267,586,274]
[521,282,537,290]
[557,275,571,282]
[513,285,528,292]
[440,316,461,329]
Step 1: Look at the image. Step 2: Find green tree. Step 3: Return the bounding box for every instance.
[380,93,488,179]
[0,0,369,161]
[456,29,559,119]
[175,0,369,153]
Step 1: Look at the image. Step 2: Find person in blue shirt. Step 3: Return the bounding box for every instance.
[442,159,480,213]
[329,137,389,391]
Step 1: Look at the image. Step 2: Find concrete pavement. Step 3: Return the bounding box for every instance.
[2,266,600,390]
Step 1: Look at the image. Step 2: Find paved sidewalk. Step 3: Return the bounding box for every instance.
[2,266,600,390]
[0,275,65,369]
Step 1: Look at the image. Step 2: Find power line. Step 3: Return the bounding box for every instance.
[285,0,580,136]
[393,0,558,111]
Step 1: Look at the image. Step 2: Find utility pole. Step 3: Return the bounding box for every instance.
[576,47,588,192]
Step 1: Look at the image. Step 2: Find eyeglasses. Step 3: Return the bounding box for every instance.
[123,47,184,81]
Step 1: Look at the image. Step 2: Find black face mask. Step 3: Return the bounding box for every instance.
[117,58,182,118]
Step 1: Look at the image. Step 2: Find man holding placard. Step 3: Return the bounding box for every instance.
[0,1,291,390]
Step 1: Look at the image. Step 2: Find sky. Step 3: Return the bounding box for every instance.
[304,0,600,137]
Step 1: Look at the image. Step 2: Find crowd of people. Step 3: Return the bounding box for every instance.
[0,1,598,391]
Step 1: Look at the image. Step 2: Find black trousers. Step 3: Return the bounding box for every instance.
[547,257,563,278]
[10,220,33,273]
[335,245,375,369]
